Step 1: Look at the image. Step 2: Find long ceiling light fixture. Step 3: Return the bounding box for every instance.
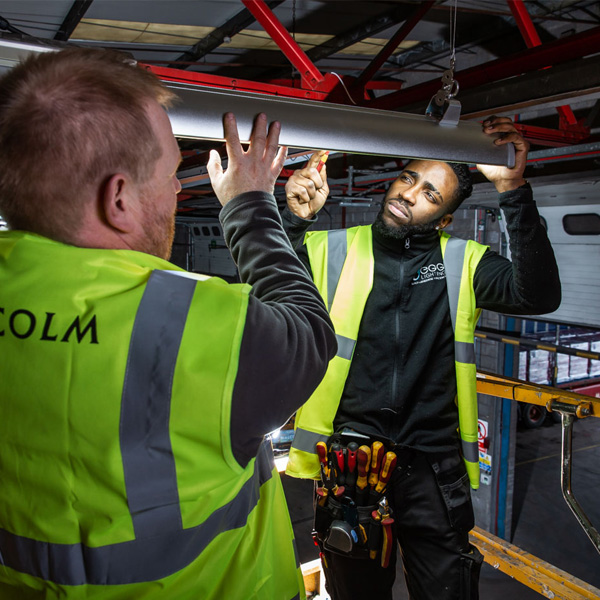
[166,82,514,167]
[0,38,513,167]
[0,38,56,74]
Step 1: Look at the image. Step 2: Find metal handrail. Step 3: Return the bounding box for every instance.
[557,409,600,555]
[477,371,600,556]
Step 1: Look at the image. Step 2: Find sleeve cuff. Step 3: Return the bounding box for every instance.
[281,206,318,228]
[219,191,278,224]
[498,181,533,205]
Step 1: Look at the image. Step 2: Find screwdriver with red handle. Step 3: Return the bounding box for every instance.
[316,151,329,173]
[368,442,385,489]
[368,442,386,504]
[331,442,346,487]
[375,451,397,495]
[316,441,333,490]
[344,442,359,496]
[355,445,371,506]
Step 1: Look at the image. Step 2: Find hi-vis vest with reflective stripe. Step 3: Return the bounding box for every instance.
[286,225,487,490]
[0,231,303,600]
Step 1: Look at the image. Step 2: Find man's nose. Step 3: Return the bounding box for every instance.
[401,185,418,204]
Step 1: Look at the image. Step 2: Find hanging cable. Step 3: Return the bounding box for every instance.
[330,72,357,105]
[449,0,458,69]
[425,0,461,123]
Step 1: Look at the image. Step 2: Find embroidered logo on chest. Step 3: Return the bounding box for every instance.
[411,262,446,286]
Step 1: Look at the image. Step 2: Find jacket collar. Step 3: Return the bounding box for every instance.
[372,225,441,257]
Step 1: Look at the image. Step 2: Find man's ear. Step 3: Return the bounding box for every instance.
[437,213,454,230]
[101,173,137,234]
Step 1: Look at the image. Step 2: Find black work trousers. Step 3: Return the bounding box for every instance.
[319,448,483,600]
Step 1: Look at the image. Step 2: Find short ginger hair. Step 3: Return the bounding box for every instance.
[0,47,176,242]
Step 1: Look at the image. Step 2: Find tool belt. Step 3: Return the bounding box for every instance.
[312,432,400,567]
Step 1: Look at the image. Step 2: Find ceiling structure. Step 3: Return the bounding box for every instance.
[1,0,600,215]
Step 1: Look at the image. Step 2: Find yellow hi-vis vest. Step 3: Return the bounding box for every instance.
[286,225,487,490]
[0,231,304,600]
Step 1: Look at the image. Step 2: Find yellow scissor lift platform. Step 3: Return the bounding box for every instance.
[300,371,600,599]
[471,372,600,600]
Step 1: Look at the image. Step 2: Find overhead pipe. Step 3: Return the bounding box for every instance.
[0,38,513,166]
[0,38,56,72]
[166,81,514,167]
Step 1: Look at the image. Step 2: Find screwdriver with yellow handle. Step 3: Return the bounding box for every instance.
[375,451,397,495]
[355,445,371,506]
[316,150,329,173]
[316,441,333,490]
[368,441,385,490]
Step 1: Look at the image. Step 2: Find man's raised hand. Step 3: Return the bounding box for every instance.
[285,150,330,219]
[477,116,529,193]
[207,112,288,206]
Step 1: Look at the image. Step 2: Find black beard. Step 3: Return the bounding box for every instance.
[372,204,439,241]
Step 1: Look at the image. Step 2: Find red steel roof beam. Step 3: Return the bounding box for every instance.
[508,0,541,46]
[241,0,325,89]
[507,0,577,126]
[354,0,435,90]
[514,123,589,147]
[364,25,600,111]
[145,64,329,100]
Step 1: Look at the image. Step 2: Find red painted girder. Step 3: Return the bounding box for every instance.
[241,0,325,89]
[515,123,590,147]
[354,0,435,90]
[507,0,577,127]
[508,0,541,46]
[144,64,332,100]
[263,75,342,94]
[365,25,600,111]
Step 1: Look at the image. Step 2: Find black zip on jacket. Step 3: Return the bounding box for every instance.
[282,183,561,452]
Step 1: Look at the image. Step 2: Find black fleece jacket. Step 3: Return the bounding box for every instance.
[220,191,337,467]
[282,183,561,452]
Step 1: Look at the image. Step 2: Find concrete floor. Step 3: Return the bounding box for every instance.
[281,415,600,599]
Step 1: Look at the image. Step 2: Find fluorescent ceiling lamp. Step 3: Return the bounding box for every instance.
[0,39,55,73]
[166,82,514,167]
[0,39,513,166]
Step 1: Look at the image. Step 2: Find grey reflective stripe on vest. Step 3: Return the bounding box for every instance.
[326,229,347,310]
[291,427,329,453]
[461,439,479,463]
[0,270,276,585]
[443,237,466,333]
[325,231,356,361]
[443,238,475,365]
[0,442,274,585]
[121,270,195,537]
[455,340,475,364]
[336,333,355,361]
